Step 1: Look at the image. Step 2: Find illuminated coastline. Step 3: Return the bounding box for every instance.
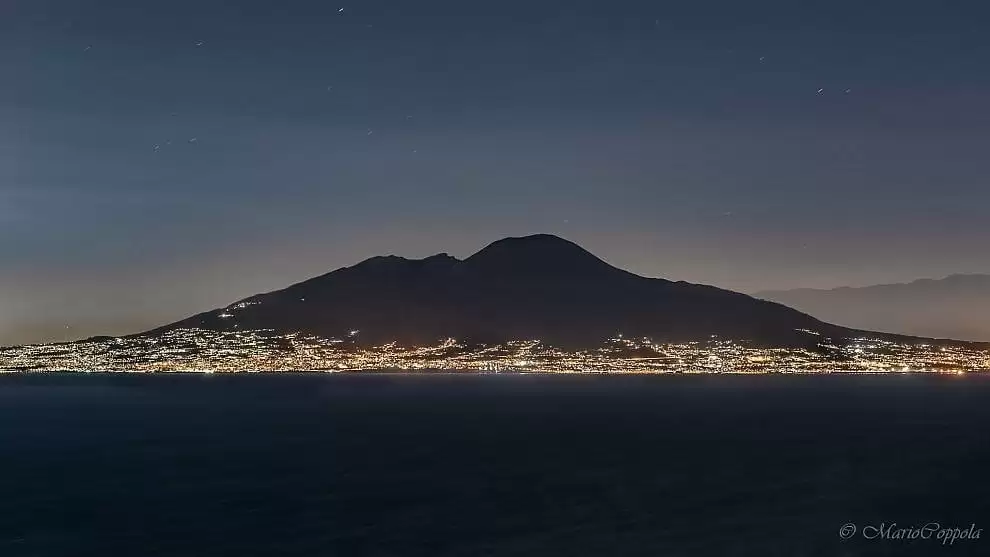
[1,328,988,374]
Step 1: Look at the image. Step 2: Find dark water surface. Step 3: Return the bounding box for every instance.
[1,373,988,556]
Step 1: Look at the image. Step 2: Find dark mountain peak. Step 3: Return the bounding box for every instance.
[465,234,626,277]
[424,252,459,263]
[348,252,459,271]
[353,254,407,267]
[282,253,460,295]
[148,234,968,348]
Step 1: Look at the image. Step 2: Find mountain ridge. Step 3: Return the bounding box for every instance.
[756,274,990,342]
[145,235,978,349]
[759,274,990,295]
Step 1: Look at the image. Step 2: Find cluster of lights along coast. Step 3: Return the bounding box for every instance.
[3,329,988,374]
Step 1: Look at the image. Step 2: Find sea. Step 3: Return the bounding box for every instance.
[1,372,988,557]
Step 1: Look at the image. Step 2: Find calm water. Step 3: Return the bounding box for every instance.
[1,373,988,557]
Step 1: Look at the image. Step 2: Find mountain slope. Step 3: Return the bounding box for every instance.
[756,274,990,342]
[148,235,923,348]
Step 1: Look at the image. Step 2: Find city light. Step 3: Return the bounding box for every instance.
[2,328,987,374]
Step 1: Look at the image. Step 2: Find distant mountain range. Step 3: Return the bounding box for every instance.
[757,274,990,342]
[146,234,957,349]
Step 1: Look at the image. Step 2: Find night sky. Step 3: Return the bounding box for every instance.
[3,0,990,345]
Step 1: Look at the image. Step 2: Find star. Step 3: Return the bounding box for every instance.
[153,144,161,152]
[188,137,198,143]
[817,88,824,94]
[338,7,345,13]
[195,41,205,47]
[83,45,92,52]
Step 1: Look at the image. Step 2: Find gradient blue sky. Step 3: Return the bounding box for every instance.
[3,0,990,344]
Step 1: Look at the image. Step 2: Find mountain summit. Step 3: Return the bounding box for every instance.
[464,234,626,278]
[148,234,923,348]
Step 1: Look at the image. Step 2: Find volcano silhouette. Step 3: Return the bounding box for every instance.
[147,234,927,348]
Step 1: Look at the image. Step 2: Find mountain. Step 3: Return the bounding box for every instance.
[148,234,939,348]
[756,274,990,342]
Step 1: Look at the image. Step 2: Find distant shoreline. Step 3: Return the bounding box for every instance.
[4,368,989,375]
